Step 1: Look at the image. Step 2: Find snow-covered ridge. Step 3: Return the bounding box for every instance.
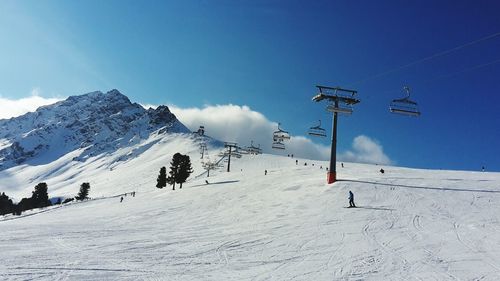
[0,89,190,171]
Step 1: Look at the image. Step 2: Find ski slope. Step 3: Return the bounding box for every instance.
[1,149,500,280]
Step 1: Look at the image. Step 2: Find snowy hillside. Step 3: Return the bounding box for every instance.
[0,89,190,171]
[1,151,500,280]
[0,132,215,200]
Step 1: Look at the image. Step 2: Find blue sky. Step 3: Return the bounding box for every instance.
[1,0,499,171]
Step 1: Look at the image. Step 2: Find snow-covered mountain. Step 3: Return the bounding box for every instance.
[0,89,190,171]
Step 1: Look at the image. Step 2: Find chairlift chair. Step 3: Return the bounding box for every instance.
[246,141,262,154]
[248,147,262,154]
[308,120,327,137]
[272,140,286,150]
[389,86,421,117]
[273,123,290,140]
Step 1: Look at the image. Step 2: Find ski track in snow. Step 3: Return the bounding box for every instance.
[1,142,500,280]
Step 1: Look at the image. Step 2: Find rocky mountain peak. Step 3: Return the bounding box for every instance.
[0,90,190,171]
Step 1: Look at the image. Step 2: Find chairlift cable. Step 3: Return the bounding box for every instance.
[423,57,500,84]
[347,31,500,87]
[375,57,500,96]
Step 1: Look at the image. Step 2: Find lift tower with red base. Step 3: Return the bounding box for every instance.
[312,86,360,184]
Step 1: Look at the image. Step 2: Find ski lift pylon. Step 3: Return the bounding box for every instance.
[389,86,421,117]
[308,120,326,137]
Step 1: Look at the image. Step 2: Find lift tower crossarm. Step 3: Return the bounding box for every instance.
[313,86,360,105]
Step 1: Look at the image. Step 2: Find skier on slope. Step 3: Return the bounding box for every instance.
[348,191,356,208]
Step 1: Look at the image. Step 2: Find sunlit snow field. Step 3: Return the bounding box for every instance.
[1,135,500,280]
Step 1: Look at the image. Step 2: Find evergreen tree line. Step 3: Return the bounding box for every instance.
[157,153,193,190]
[0,182,91,216]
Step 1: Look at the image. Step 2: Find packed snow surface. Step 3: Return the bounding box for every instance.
[1,150,500,280]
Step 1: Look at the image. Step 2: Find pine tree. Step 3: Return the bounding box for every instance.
[31,182,51,208]
[177,154,193,189]
[168,153,183,190]
[76,182,90,200]
[156,167,167,189]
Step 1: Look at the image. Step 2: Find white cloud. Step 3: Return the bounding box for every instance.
[169,104,278,152]
[0,90,61,120]
[168,104,391,163]
[339,135,393,165]
[1,98,392,164]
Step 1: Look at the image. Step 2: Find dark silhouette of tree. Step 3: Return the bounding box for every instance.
[0,192,15,216]
[156,167,167,189]
[166,174,175,189]
[166,153,193,190]
[17,197,33,213]
[76,182,90,200]
[168,153,183,190]
[177,154,193,189]
[31,182,51,208]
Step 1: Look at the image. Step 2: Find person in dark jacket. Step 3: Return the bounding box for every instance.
[348,191,356,207]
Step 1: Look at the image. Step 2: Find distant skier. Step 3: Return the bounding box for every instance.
[482,166,485,172]
[205,180,209,185]
[379,168,385,174]
[265,170,267,175]
[348,191,356,208]
[120,196,124,203]
[341,163,344,168]
[296,160,298,165]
